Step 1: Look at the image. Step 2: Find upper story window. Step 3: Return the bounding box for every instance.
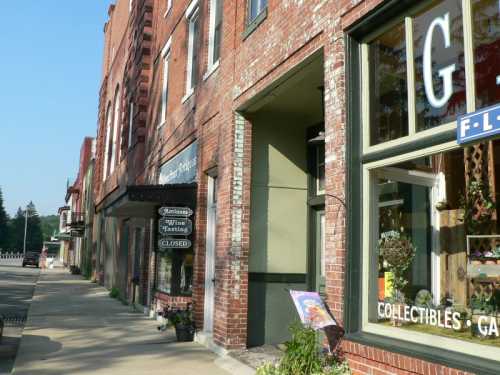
[184,0,200,99]
[248,0,267,24]
[165,0,172,17]
[128,102,134,149]
[110,87,121,173]
[103,104,112,181]
[208,0,223,70]
[160,37,172,127]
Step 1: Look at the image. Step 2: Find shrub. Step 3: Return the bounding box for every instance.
[109,287,120,299]
[256,323,350,375]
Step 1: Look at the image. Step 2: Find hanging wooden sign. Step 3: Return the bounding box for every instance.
[158,238,192,250]
[158,206,194,217]
[158,217,193,236]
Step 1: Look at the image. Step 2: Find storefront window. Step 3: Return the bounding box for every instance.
[156,249,193,296]
[472,0,500,110]
[369,22,408,145]
[413,0,466,131]
[352,0,500,369]
[367,143,500,357]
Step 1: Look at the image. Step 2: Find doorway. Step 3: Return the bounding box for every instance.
[243,51,325,346]
[375,167,441,305]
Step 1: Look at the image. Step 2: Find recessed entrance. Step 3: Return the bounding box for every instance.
[241,51,325,347]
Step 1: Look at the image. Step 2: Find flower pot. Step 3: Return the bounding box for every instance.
[471,259,482,266]
[485,260,496,265]
[175,324,195,342]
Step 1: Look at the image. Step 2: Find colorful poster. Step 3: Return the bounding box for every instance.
[289,290,336,330]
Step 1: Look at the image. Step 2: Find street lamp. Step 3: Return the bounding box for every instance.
[23,206,38,255]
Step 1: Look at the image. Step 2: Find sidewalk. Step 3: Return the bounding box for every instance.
[12,269,243,375]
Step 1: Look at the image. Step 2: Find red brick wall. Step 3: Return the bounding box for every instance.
[344,342,474,375]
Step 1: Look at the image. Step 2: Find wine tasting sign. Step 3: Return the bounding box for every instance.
[158,217,192,236]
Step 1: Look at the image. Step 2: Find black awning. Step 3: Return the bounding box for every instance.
[103,183,197,218]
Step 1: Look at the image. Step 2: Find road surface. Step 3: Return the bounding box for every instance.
[0,265,39,374]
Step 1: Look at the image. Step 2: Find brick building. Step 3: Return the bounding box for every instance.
[62,137,95,269]
[81,0,500,374]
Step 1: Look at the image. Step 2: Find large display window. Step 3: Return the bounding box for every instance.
[347,0,500,371]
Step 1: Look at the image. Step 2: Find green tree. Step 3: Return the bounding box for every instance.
[0,187,10,251]
[9,203,44,253]
[40,215,59,241]
[9,207,26,251]
[25,202,43,252]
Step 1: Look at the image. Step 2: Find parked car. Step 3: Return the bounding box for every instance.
[22,252,40,268]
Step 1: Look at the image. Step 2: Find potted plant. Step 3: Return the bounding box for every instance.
[378,232,416,325]
[470,292,498,338]
[163,303,196,342]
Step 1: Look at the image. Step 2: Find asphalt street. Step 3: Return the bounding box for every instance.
[0,265,39,374]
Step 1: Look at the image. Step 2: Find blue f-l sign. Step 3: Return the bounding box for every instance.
[457,103,500,145]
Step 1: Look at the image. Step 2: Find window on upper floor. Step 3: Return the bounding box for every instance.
[110,87,121,173]
[248,0,267,24]
[103,104,112,181]
[159,40,171,127]
[184,0,200,99]
[128,102,134,149]
[208,0,223,70]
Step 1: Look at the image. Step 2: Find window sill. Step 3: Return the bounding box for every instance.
[203,60,220,81]
[242,7,267,40]
[181,89,194,104]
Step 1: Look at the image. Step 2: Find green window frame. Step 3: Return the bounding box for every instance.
[345,1,500,374]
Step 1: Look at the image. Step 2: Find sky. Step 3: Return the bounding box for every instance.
[0,1,113,217]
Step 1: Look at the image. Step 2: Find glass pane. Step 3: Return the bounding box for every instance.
[156,253,172,294]
[413,0,466,131]
[249,0,258,21]
[190,14,200,88]
[378,178,432,299]
[472,0,500,110]
[369,144,500,351]
[369,23,409,145]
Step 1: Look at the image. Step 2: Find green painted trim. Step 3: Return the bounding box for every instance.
[242,7,267,40]
[344,33,363,335]
[361,129,456,164]
[345,332,500,375]
[249,272,306,284]
[345,0,418,37]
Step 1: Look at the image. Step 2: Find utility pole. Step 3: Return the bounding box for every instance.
[23,206,28,255]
